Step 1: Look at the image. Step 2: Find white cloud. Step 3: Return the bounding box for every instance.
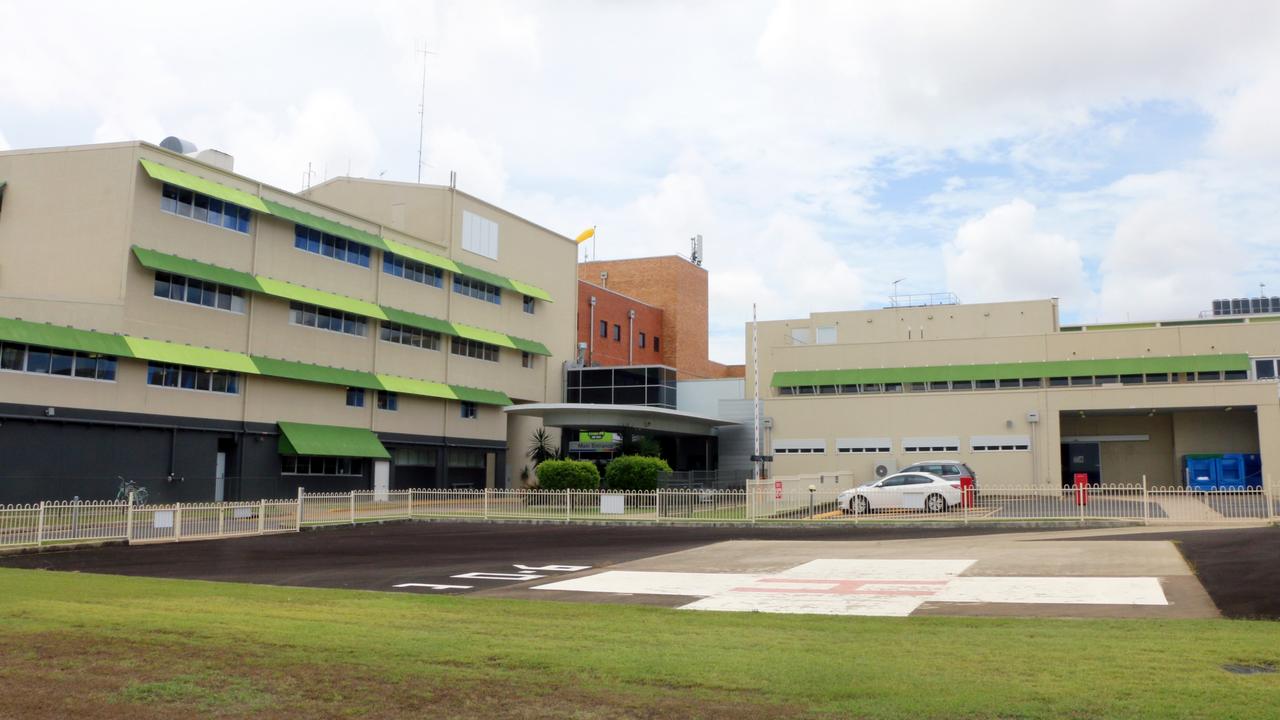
[945,199,1090,307]
[0,129,9,152]
[1098,199,1239,321]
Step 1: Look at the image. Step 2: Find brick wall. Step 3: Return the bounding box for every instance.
[577,281,665,367]
[578,256,737,379]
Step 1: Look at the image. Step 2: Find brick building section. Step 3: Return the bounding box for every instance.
[577,281,665,367]
[578,256,743,380]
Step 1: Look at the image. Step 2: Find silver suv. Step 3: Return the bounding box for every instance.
[898,460,978,494]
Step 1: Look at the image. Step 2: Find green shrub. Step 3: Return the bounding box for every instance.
[604,455,672,491]
[534,460,600,490]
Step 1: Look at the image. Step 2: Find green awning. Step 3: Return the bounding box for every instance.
[375,374,462,401]
[139,159,269,213]
[449,385,514,405]
[254,277,387,319]
[131,247,551,355]
[277,421,390,459]
[260,199,391,253]
[0,317,133,357]
[772,354,1252,387]
[125,337,261,374]
[383,237,552,303]
[132,247,263,293]
[250,357,382,391]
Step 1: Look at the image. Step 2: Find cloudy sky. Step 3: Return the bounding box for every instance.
[3,1,1280,363]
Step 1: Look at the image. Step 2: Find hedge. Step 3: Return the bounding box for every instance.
[534,460,601,490]
[604,455,672,491]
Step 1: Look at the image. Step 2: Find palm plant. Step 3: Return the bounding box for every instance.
[527,427,559,464]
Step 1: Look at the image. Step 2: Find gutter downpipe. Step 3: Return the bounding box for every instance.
[588,296,597,365]
[627,309,636,364]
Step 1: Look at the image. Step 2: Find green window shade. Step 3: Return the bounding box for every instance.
[374,374,458,401]
[508,336,552,356]
[449,384,513,406]
[131,247,263,293]
[254,277,387,319]
[277,421,390,459]
[139,159,269,213]
[260,199,391,253]
[380,306,457,337]
[125,337,260,374]
[250,357,382,391]
[0,317,133,357]
[771,354,1252,387]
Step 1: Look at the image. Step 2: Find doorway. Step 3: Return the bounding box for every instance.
[1061,442,1101,487]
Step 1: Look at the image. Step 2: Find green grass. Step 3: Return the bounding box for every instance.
[1,568,1278,719]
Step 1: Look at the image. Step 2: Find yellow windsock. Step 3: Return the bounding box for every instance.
[575,227,595,244]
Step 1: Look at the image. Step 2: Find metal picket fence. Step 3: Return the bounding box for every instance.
[2,480,1276,551]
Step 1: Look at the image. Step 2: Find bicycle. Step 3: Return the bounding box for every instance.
[115,476,150,505]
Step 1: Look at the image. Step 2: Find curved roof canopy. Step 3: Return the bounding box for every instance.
[503,403,738,437]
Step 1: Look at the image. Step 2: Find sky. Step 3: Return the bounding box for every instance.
[3,0,1280,364]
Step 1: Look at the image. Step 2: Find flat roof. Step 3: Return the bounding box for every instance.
[503,403,738,436]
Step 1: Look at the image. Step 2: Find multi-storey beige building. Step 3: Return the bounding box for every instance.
[0,141,575,503]
[752,298,1279,491]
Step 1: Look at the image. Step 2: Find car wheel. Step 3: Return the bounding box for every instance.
[925,493,947,513]
[854,496,870,514]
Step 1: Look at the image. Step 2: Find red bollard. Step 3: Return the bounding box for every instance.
[960,476,975,508]
[1073,472,1089,506]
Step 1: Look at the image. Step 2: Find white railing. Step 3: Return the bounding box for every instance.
[2,482,1276,550]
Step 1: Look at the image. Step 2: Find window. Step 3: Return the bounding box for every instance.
[377,390,398,411]
[599,320,608,338]
[522,351,534,368]
[1224,369,1248,381]
[773,440,827,455]
[293,224,371,268]
[380,322,440,350]
[522,295,535,314]
[160,183,251,233]
[639,332,646,349]
[460,401,477,419]
[448,448,486,467]
[394,447,437,466]
[346,387,365,407]
[451,337,500,362]
[971,435,1031,452]
[0,342,116,381]
[653,336,660,352]
[146,362,238,394]
[1255,359,1277,380]
[281,456,362,475]
[790,327,811,345]
[613,324,621,341]
[383,252,443,288]
[815,326,837,345]
[902,437,961,453]
[452,274,501,304]
[951,380,972,390]
[289,302,367,337]
[153,272,246,313]
[461,210,499,259]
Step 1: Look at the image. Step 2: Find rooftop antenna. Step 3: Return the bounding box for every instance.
[690,234,703,266]
[416,44,438,184]
[1261,282,1267,298]
[303,162,315,189]
[891,278,906,307]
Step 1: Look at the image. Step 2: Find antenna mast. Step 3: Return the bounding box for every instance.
[416,45,436,184]
[752,303,762,482]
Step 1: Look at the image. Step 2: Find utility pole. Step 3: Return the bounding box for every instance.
[752,303,762,482]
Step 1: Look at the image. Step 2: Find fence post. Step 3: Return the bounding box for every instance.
[349,491,356,525]
[1268,475,1276,522]
[407,488,414,519]
[962,490,968,526]
[258,498,266,535]
[565,489,571,521]
[296,487,304,529]
[656,490,662,521]
[36,501,45,546]
[1142,475,1150,526]
[483,488,490,519]
[126,491,135,543]
[174,503,183,543]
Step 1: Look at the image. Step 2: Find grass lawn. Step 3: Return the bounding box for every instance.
[1,568,1278,719]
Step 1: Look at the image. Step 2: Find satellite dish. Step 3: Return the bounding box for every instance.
[159,136,198,155]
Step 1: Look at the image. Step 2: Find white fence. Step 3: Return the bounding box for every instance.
[1,483,1276,551]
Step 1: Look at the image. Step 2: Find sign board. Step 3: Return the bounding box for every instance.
[774,480,783,500]
[600,494,626,514]
[152,510,174,529]
[233,507,253,519]
[579,430,622,444]
[750,454,774,463]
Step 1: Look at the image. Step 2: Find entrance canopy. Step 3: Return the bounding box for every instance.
[503,403,738,437]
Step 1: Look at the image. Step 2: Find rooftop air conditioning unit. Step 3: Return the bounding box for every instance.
[873,460,897,479]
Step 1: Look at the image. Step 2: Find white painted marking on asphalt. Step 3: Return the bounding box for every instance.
[531,559,1170,616]
[514,564,592,572]
[393,583,474,590]
[454,572,548,580]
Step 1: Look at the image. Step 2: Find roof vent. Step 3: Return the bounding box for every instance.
[159,136,198,154]
[195,149,234,172]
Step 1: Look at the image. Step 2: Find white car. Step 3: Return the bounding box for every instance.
[838,472,961,514]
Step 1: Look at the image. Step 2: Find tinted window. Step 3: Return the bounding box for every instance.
[942,465,961,475]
